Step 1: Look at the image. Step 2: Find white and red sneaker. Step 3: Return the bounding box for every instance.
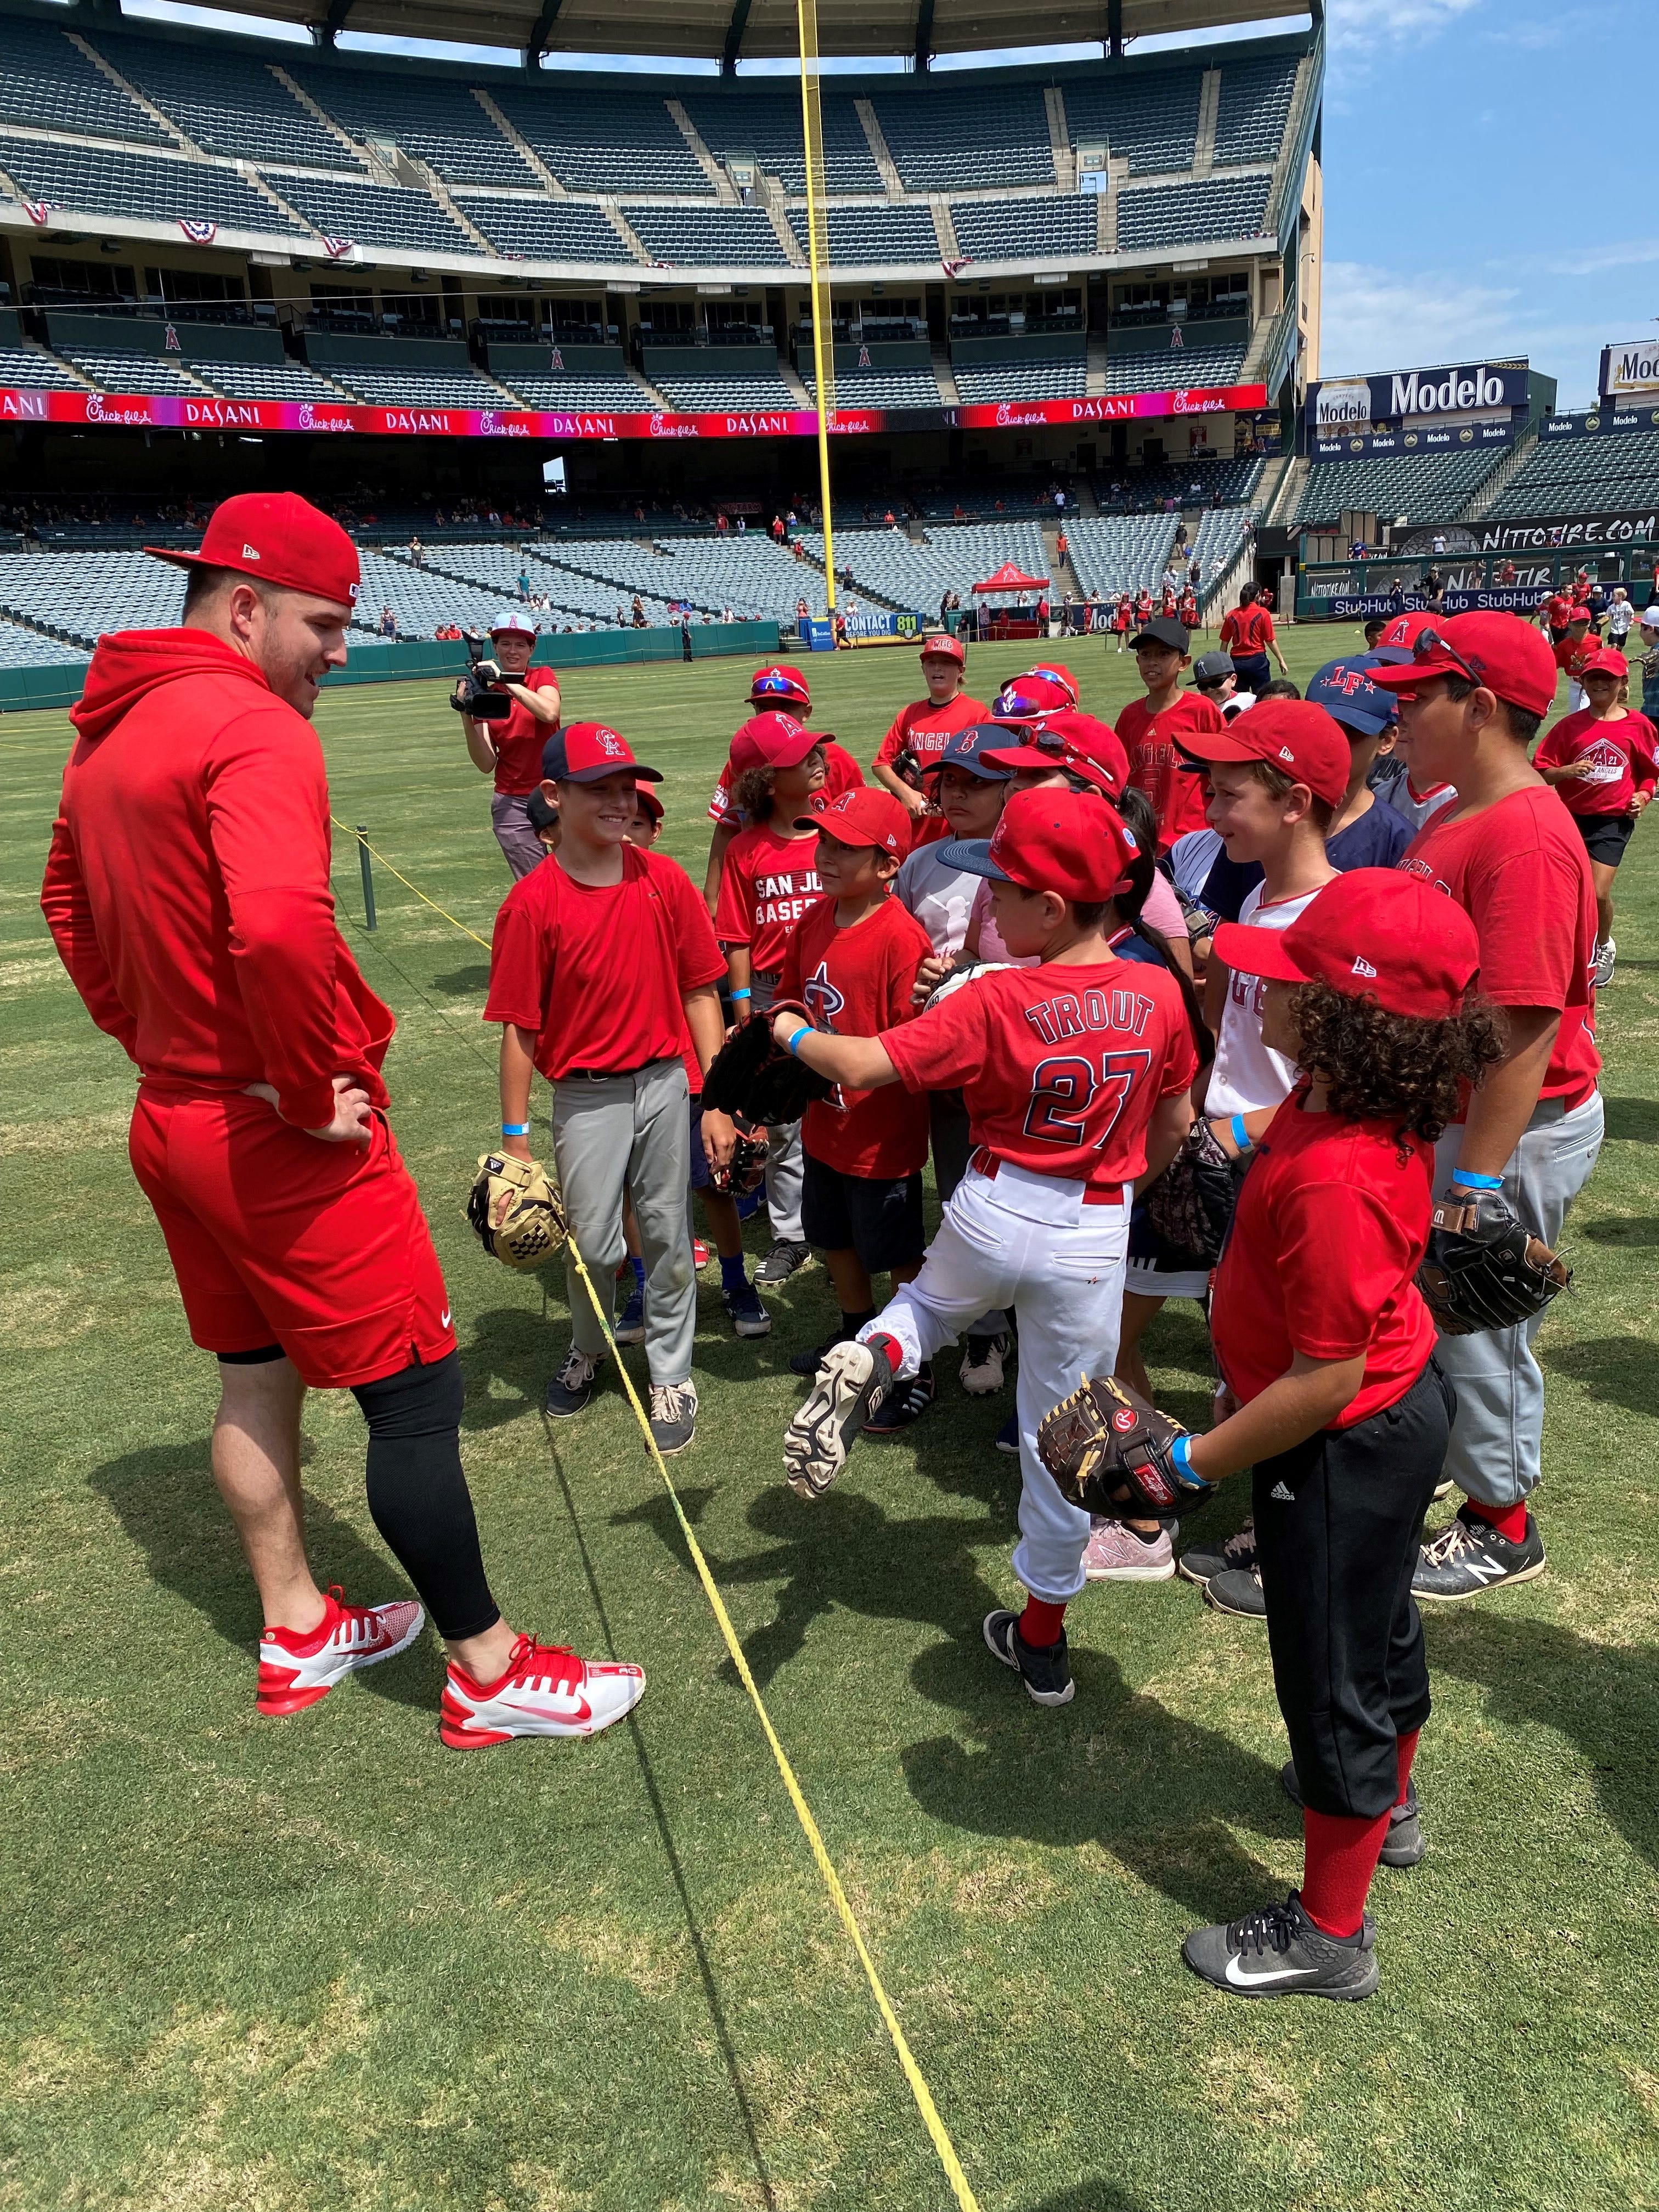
[439,1634,645,1749]
[256,1585,425,1716]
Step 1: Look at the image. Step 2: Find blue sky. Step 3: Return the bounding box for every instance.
[125,0,1651,405]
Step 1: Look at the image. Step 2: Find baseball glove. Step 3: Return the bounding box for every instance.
[706,1116,769,1196]
[1142,1119,1237,1268]
[1036,1374,1213,1517]
[466,1152,568,1271]
[701,1000,831,1126]
[1416,1190,1571,1335]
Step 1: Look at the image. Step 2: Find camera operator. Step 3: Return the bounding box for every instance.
[453,610,561,879]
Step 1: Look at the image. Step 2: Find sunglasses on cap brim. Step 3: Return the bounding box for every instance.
[1411,628,1485,687]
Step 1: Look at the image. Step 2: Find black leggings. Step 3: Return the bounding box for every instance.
[1254,1359,1454,1821]
[350,1352,500,1643]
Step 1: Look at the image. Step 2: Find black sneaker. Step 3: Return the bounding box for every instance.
[1280,1762,1426,1867]
[995,1414,1021,1455]
[784,1341,889,1499]
[1413,1505,1546,1602]
[789,1328,850,1378]
[648,1379,697,1457]
[721,1279,772,1339]
[1183,1893,1378,2001]
[982,1608,1075,1707]
[755,1238,814,1288]
[865,1363,935,1436]
[545,1347,601,1419]
[1205,1564,1266,1618]
[1178,1517,1255,1586]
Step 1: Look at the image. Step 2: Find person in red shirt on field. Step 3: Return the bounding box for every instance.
[1118,614,1231,850]
[486,720,733,1460]
[714,714,831,1286]
[1552,606,1595,709]
[1543,586,1576,644]
[1170,870,1496,2001]
[777,789,936,1430]
[701,664,862,909]
[40,492,644,1750]
[1532,646,1658,985]
[1370,613,1604,1599]
[1112,593,1134,651]
[871,632,989,836]
[1219,583,1290,693]
[453,608,561,880]
[776,789,1197,1708]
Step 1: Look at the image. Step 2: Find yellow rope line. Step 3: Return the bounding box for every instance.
[337,820,982,2212]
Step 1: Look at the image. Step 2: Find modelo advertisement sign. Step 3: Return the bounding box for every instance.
[1311,419,1514,460]
[1600,337,1659,399]
[1306,359,1528,459]
[1540,405,1659,438]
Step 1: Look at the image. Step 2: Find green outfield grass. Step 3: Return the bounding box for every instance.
[4,624,1657,2212]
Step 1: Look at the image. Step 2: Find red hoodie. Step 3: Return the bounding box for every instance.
[41,629,394,1132]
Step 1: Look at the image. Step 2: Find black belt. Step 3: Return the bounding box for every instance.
[560,1056,675,1084]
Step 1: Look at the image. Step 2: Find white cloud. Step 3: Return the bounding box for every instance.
[1319,258,1619,404]
[1324,0,1487,95]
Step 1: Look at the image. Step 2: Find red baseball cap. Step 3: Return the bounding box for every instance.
[1579,647,1628,679]
[794,786,910,854]
[920,632,966,665]
[991,672,1072,720]
[729,710,823,774]
[1174,698,1352,809]
[633,781,664,822]
[542,722,661,783]
[1031,709,1130,794]
[941,786,1138,905]
[146,490,360,610]
[1564,605,1592,623]
[748,663,811,709]
[1374,610,1438,651]
[1212,867,1480,1020]
[979,737,1116,798]
[1367,612,1559,718]
[1022,661,1080,706]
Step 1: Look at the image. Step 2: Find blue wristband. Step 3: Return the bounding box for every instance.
[784,1025,807,1057]
[729,988,752,1002]
[1229,1113,1251,1154]
[500,1122,530,1137]
[1451,1168,1503,1190]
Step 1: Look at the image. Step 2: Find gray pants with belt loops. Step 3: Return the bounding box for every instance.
[551,1057,697,1385]
[1432,1091,1604,1508]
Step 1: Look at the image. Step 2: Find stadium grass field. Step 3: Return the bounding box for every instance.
[4,623,1658,2212]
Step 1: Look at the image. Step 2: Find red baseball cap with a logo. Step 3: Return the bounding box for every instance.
[542,722,661,783]
[1374,609,1438,652]
[920,632,966,665]
[1213,868,1480,1020]
[941,786,1138,904]
[748,663,812,710]
[1367,612,1559,718]
[991,672,1073,721]
[794,786,910,854]
[1578,647,1628,680]
[1174,697,1352,809]
[146,491,360,609]
[729,710,823,774]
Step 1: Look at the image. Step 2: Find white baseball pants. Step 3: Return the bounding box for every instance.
[862,1161,1129,1602]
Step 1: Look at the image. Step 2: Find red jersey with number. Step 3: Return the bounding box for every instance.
[874,692,989,771]
[714,823,825,973]
[1212,1091,1435,1427]
[1118,692,1228,850]
[488,667,560,795]
[1533,709,1659,816]
[1397,783,1600,1101]
[706,739,864,825]
[881,960,1198,1189]
[777,894,932,1176]
[484,844,723,1080]
[1221,604,1275,657]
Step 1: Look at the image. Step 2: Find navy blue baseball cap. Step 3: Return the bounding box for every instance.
[922,724,1015,782]
[1304,652,1400,740]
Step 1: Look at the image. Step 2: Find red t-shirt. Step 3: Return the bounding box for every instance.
[488,667,560,795]
[1554,636,1595,688]
[1212,1092,1436,1428]
[882,960,1198,1190]
[1397,783,1601,1101]
[484,844,724,1080]
[874,692,990,771]
[1533,709,1659,817]
[777,894,932,1177]
[1118,692,1228,849]
[714,823,825,973]
[1220,605,1274,657]
[707,738,863,825]
[1545,594,1576,631]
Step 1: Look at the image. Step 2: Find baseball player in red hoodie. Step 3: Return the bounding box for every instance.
[40,493,644,1751]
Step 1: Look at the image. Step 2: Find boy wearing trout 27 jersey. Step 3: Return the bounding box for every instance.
[775,789,1197,1707]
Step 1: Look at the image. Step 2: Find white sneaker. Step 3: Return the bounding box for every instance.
[959,1331,1011,1396]
[441,1634,645,1748]
[257,1585,425,1716]
[1591,937,1616,989]
[1083,1517,1176,1582]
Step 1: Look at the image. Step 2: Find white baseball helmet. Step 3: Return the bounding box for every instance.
[489,609,538,639]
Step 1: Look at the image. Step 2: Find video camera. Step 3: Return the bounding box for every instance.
[450,634,515,723]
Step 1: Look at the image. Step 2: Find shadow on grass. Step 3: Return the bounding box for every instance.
[1539,1335,1659,1419]
[430,963,493,995]
[1577,1216,1659,1245]
[1602,1096,1659,1144]
[1427,1610,1659,1872]
[87,1440,442,1708]
[1021,2187,1150,2212]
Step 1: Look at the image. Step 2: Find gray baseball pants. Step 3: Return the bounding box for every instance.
[550,1057,697,1386]
[491,791,545,881]
[748,973,804,1242]
[1432,1091,1603,1508]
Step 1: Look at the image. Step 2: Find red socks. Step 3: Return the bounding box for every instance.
[1018,1596,1068,1649]
[1301,1807,1391,1939]
[1395,1726,1420,1809]
[866,1331,904,1376]
[1464,1497,1528,1545]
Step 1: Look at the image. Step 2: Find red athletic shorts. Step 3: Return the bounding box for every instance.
[128,1085,457,1390]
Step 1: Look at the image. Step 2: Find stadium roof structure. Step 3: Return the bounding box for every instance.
[152,0,1312,67]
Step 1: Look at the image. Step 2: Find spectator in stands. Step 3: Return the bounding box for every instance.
[409,535,425,569]
[517,567,530,601]
[378,606,398,639]
[1188,558,1203,598]
[632,595,647,629]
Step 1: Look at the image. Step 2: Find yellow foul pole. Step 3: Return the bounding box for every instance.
[797,0,836,613]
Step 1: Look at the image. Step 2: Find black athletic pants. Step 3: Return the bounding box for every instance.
[1253,1359,1454,1822]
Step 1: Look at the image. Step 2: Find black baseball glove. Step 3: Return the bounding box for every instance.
[701,999,831,1126]
[1417,1190,1572,1335]
[706,1116,769,1196]
[1142,1119,1237,1268]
